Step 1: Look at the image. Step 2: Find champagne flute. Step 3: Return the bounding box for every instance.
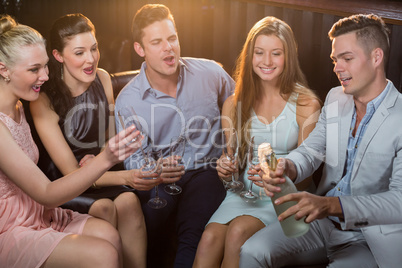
[117,106,148,156]
[141,149,167,209]
[240,136,262,203]
[222,128,244,192]
[164,136,186,195]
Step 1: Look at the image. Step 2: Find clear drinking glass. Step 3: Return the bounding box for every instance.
[117,106,148,155]
[240,135,263,203]
[222,128,244,192]
[118,106,166,209]
[141,149,167,209]
[164,136,186,195]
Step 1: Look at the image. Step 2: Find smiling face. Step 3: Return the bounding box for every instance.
[134,18,180,79]
[7,43,49,101]
[54,31,99,86]
[331,31,376,98]
[252,34,285,86]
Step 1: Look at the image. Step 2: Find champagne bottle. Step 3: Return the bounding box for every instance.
[258,143,309,238]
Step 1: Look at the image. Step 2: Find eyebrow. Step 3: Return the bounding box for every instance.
[254,47,283,51]
[73,42,98,50]
[331,51,352,60]
[150,34,177,43]
[27,63,43,68]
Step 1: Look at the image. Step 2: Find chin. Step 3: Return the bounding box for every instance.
[25,93,40,102]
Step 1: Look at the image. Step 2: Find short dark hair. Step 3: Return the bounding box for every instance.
[328,14,390,65]
[131,4,176,46]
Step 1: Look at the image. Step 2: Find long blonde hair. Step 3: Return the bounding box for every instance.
[232,16,320,163]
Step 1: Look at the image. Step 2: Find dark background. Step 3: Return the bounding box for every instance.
[2,0,401,101]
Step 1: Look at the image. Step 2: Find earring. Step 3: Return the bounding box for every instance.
[61,64,64,80]
[4,76,10,83]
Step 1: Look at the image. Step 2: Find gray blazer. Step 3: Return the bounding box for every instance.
[288,81,402,267]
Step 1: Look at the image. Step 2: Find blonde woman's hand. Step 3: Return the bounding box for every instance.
[104,125,142,165]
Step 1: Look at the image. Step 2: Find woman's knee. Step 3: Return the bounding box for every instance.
[227,223,248,244]
[84,218,122,251]
[45,234,121,268]
[114,192,141,213]
[198,224,226,250]
[226,216,265,246]
[89,199,117,223]
[88,239,120,268]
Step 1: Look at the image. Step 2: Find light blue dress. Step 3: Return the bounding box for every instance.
[208,93,299,226]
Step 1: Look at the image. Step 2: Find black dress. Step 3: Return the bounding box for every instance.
[36,75,133,213]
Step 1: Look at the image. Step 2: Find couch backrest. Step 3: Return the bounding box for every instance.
[110,69,140,99]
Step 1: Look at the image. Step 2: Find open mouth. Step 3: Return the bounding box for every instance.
[163,55,175,66]
[260,67,276,73]
[32,85,41,92]
[83,66,94,75]
[340,77,352,85]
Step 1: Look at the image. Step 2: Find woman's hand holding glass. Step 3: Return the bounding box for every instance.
[246,163,264,188]
[118,106,147,155]
[104,125,142,164]
[125,169,163,191]
[240,135,265,202]
[221,128,244,192]
[216,154,238,182]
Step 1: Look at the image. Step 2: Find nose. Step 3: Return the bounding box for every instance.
[263,54,272,66]
[40,66,49,82]
[163,40,173,51]
[333,61,342,74]
[86,51,95,63]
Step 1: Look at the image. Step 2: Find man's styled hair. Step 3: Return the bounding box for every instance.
[328,14,390,65]
[132,4,176,46]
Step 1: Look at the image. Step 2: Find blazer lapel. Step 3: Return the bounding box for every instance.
[351,84,398,179]
[337,95,354,179]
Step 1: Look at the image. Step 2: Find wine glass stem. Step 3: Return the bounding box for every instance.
[154,185,160,199]
[248,165,256,192]
[248,181,254,192]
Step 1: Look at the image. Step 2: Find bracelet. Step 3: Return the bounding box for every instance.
[92,182,100,189]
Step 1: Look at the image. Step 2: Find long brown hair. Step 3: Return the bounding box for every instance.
[232,16,320,163]
[42,13,96,118]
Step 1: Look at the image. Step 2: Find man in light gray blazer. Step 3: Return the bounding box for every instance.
[240,14,402,268]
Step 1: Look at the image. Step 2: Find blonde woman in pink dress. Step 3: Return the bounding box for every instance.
[0,15,141,268]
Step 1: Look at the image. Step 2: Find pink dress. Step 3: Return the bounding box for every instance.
[0,102,91,268]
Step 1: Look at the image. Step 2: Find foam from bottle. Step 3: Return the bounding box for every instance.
[258,142,272,173]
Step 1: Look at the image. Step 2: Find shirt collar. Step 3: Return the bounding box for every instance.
[137,59,190,99]
[366,81,390,113]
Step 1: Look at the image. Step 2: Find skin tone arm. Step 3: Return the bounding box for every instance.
[0,121,139,208]
[261,95,343,223]
[245,93,322,189]
[30,75,181,191]
[215,95,238,181]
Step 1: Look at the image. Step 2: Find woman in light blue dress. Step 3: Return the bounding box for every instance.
[193,16,322,268]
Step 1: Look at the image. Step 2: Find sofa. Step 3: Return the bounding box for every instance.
[22,70,326,267]
[110,69,140,99]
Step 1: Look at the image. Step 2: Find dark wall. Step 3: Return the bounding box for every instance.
[2,0,401,101]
